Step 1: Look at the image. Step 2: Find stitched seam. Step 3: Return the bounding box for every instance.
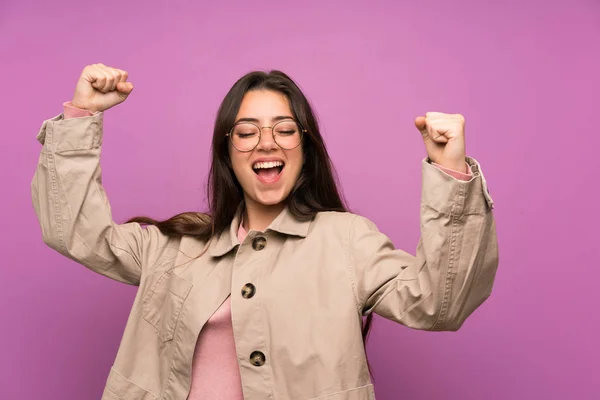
[54,146,101,154]
[141,270,179,341]
[45,123,66,253]
[162,290,187,342]
[258,297,274,399]
[452,214,490,320]
[230,245,250,399]
[162,295,189,398]
[259,240,275,400]
[142,270,168,315]
[309,383,375,399]
[108,369,158,399]
[431,182,464,329]
[104,385,122,398]
[346,215,362,313]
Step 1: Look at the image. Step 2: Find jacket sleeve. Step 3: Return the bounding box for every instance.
[31,112,171,286]
[348,157,498,331]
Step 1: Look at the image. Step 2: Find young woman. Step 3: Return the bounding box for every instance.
[32,63,498,400]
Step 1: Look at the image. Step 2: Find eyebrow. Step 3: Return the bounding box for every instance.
[234,116,295,124]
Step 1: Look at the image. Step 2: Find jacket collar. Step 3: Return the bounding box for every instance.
[209,202,311,257]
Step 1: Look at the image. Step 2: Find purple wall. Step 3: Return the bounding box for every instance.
[2,0,598,398]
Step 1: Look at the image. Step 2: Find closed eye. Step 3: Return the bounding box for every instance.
[277,130,296,136]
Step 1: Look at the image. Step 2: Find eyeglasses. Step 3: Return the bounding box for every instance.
[226,119,306,152]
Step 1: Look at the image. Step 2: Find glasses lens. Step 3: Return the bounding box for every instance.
[231,123,260,151]
[274,121,302,149]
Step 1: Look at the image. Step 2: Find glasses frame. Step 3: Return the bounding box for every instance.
[226,119,307,152]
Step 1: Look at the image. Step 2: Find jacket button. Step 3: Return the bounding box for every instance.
[252,236,266,251]
[241,283,256,299]
[250,351,266,366]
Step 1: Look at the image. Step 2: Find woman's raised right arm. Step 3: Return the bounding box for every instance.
[31,64,171,285]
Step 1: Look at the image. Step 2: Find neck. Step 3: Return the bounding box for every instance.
[242,198,286,232]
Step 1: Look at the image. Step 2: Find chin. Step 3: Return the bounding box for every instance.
[252,188,291,207]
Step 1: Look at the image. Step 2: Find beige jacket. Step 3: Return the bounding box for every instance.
[31,111,498,400]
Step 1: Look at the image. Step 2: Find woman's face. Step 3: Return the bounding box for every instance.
[229,90,304,209]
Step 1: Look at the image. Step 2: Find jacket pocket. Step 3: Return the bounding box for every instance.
[309,384,376,400]
[142,269,193,342]
[103,368,158,400]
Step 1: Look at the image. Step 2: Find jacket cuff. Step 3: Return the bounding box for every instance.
[421,156,494,215]
[36,111,103,152]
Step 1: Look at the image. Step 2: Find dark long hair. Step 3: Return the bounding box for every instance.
[127,69,374,350]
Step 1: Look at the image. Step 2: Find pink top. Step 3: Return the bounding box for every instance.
[61,101,472,399]
[187,222,248,399]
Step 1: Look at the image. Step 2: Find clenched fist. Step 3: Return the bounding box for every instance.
[415,112,467,173]
[71,63,134,112]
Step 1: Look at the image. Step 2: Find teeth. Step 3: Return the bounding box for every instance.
[253,161,284,170]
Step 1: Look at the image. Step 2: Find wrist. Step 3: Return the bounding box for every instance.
[70,100,97,113]
[63,101,95,119]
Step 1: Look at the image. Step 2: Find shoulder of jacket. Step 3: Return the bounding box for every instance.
[313,210,354,225]
[312,211,378,232]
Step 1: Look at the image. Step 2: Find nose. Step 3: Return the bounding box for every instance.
[256,127,278,151]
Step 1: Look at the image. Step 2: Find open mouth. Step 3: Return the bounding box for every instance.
[252,160,285,183]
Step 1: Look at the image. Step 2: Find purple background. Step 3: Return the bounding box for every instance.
[2,0,598,398]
